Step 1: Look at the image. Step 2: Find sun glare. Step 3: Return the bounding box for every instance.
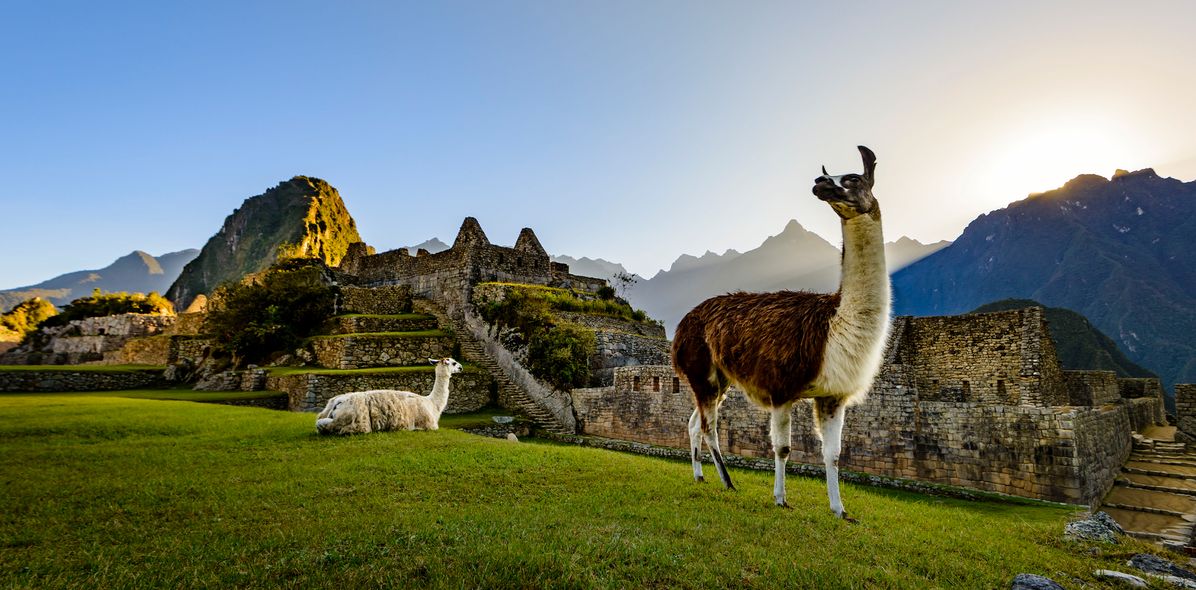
[972,112,1148,209]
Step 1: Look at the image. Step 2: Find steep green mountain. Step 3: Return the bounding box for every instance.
[0,249,198,312]
[893,169,1196,391]
[166,176,362,309]
[971,299,1156,378]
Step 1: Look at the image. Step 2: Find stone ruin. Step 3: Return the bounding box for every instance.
[573,307,1173,508]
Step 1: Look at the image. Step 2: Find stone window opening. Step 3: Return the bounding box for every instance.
[962,380,971,399]
[997,379,1006,398]
[652,376,660,392]
[633,376,640,391]
[672,377,680,393]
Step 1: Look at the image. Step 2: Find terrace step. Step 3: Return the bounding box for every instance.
[1104,445,1196,551]
[413,298,573,435]
[309,331,455,370]
[327,314,439,335]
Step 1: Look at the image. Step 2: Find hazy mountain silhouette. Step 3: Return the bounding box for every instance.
[0,249,199,312]
[626,219,948,335]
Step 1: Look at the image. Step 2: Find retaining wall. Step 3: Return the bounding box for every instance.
[0,369,164,392]
[574,364,1149,506]
[266,370,494,413]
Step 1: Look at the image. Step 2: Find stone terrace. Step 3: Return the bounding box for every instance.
[573,311,1170,506]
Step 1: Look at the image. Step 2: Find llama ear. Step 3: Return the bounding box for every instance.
[821,165,830,177]
[428,358,440,365]
[858,146,876,184]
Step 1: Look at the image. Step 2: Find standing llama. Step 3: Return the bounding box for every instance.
[315,358,463,435]
[672,146,890,521]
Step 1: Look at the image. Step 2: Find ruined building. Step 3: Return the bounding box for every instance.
[573,307,1168,507]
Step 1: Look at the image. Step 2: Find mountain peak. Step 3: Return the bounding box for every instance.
[1061,174,1109,192]
[1112,167,1159,180]
[165,177,361,308]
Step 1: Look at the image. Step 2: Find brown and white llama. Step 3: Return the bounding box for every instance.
[672,146,890,521]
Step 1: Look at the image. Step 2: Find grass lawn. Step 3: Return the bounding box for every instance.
[0,394,1161,589]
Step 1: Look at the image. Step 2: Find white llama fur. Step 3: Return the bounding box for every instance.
[315,358,462,435]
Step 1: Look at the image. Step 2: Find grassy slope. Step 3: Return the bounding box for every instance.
[0,395,1154,589]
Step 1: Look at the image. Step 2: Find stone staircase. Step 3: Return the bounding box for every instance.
[1102,429,1196,551]
[413,298,574,434]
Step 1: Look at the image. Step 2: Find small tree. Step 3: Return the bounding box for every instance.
[0,297,58,341]
[204,261,337,367]
[612,271,637,300]
[40,290,172,328]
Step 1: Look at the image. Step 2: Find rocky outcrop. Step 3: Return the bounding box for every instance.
[166,176,362,309]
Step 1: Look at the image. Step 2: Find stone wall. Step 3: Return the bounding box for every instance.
[341,218,607,320]
[309,334,456,370]
[166,313,206,336]
[120,336,172,366]
[1175,384,1196,441]
[266,370,494,414]
[340,285,413,315]
[591,332,671,386]
[556,312,666,338]
[1064,370,1121,406]
[896,307,1065,406]
[327,314,437,335]
[1119,378,1167,424]
[0,368,164,392]
[118,335,213,366]
[575,361,1153,506]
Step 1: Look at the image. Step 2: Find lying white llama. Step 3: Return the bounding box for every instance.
[315,357,463,435]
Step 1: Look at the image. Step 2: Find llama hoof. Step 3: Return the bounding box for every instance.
[695,475,705,483]
[776,500,791,509]
[837,511,859,524]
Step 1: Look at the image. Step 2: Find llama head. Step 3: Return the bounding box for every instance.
[429,357,463,375]
[812,145,878,220]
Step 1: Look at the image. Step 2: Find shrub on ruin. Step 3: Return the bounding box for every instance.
[0,297,58,341]
[40,290,173,329]
[527,323,595,390]
[478,288,594,390]
[204,261,337,367]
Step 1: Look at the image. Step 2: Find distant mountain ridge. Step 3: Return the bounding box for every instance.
[166,176,362,308]
[0,249,198,311]
[626,219,949,335]
[893,168,1196,391]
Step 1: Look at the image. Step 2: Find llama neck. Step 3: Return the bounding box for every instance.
[837,211,890,316]
[427,373,451,413]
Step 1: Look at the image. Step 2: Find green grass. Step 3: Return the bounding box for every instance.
[0,388,286,402]
[309,330,448,339]
[0,397,1162,588]
[0,364,164,373]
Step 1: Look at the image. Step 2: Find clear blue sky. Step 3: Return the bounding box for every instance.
[3,1,1195,289]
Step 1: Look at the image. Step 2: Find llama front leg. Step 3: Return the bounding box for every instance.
[770,405,793,507]
[688,409,705,482]
[815,397,853,521]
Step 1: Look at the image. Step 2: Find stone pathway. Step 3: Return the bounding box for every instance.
[413,298,573,434]
[1103,433,1196,550]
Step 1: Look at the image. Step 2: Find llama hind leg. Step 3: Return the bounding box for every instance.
[815,397,853,521]
[701,399,735,491]
[688,409,705,482]
[770,405,793,507]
